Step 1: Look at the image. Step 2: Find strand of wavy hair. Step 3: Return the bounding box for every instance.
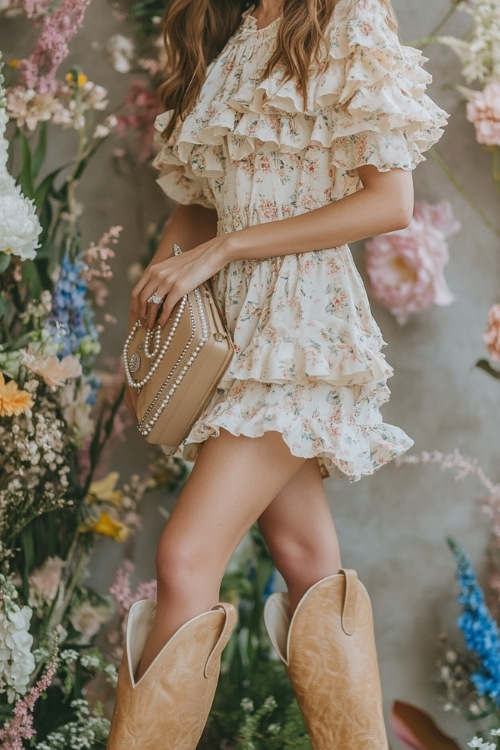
[160,0,398,142]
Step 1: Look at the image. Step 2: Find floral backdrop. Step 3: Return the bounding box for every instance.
[1,0,500,748]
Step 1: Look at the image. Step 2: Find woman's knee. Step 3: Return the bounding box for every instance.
[154,534,223,594]
[269,535,323,581]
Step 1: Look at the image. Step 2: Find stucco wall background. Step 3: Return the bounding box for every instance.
[2,0,500,746]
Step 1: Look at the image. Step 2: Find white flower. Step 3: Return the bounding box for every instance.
[439,0,500,85]
[0,601,35,701]
[491,729,500,737]
[0,59,42,263]
[59,380,94,444]
[267,723,281,735]
[468,739,496,750]
[240,697,254,712]
[0,0,23,16]
[107,35,135,73]
[28,556,65,607]
[69,600,110,641]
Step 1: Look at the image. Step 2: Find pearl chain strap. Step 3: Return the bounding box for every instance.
[123,296,187,390]
[123,243,186,389]
[138,285,210,436]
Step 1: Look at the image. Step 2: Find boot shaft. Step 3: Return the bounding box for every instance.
[265,570,389,750]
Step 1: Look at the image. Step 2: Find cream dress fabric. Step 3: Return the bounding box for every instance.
[153,0,447,480]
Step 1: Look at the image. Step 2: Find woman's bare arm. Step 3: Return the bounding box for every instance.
[147,203,218,264]
[133,166,413,327]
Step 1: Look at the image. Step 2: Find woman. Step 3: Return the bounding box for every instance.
[109,0,447,747]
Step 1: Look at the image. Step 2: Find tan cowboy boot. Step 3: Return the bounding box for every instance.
[107,599,237,749]
[264,569,389,749]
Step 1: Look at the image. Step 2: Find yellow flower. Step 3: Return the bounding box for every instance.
[65,71,88,87]
[0,372,34,417]
[79,512,128,542]
[85,472,123,506]
[8,59,19,68]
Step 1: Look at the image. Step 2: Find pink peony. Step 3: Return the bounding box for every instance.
[483,303,500,362]
[466,82,500,146]
[365,200,459,325]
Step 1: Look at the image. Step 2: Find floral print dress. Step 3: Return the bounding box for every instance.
[153,0,447,480]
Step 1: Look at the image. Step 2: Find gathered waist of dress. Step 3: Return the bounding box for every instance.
[216,202,322,235]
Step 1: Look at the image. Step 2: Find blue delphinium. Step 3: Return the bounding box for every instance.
[448,537,500,705]
[46,254,100,365]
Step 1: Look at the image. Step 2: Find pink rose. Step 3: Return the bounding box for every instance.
[483,303,500,362]
[466,83,500,147]
[365,200,459,325]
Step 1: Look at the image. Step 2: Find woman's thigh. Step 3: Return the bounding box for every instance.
[155,429,307,584]
[257,458,341,599]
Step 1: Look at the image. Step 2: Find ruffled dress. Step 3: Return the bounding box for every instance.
[152,0,448,480]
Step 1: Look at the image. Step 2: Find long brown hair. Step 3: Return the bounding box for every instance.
[160,0,397,141]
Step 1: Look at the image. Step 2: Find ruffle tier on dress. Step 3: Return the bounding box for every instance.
[152,0,448,480]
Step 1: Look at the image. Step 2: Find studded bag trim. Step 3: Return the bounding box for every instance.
[123,244,234,451]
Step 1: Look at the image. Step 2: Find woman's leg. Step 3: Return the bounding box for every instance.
[136,429,306,680]
[260,460,389,749]
[258,458,341,613]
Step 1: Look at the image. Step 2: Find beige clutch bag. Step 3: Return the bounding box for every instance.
[123,244,234,453]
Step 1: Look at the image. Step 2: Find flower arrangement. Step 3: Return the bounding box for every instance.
[0,1,192,745]
[392,451,500,749]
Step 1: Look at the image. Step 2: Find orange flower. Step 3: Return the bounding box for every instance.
[0,372,34,417]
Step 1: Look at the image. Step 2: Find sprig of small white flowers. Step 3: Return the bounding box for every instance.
[33,698,110,750]
[0,52,41,263]
[469,729,500,749]
[438,0,500,85]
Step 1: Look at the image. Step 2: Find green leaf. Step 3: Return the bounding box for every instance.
[20,525,35,600]
[0,252,11,274]
[0,294,9,320]
[476,358,500,379]
[21,258,44,298]
[34,165,67,212]
[32,121,48,179]
[17,131,35,200]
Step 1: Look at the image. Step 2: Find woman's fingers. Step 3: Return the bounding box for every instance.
[130,239,221,328]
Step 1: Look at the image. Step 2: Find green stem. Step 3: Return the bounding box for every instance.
[412,0,467,50]
[427,3,462,41]
[492,146,500,203]
[429,148,500,239]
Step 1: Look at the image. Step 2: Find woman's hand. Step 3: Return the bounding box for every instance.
[130,234,231,329]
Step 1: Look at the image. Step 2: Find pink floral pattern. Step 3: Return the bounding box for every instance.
[153,0,448,480]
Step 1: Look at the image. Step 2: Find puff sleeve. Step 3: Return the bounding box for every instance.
[152,111,215,208]
[226,0,448,175]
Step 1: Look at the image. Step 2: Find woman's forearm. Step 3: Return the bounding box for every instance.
[220,166,414,264]
[147,203,218,267]
[132,166,414,327]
